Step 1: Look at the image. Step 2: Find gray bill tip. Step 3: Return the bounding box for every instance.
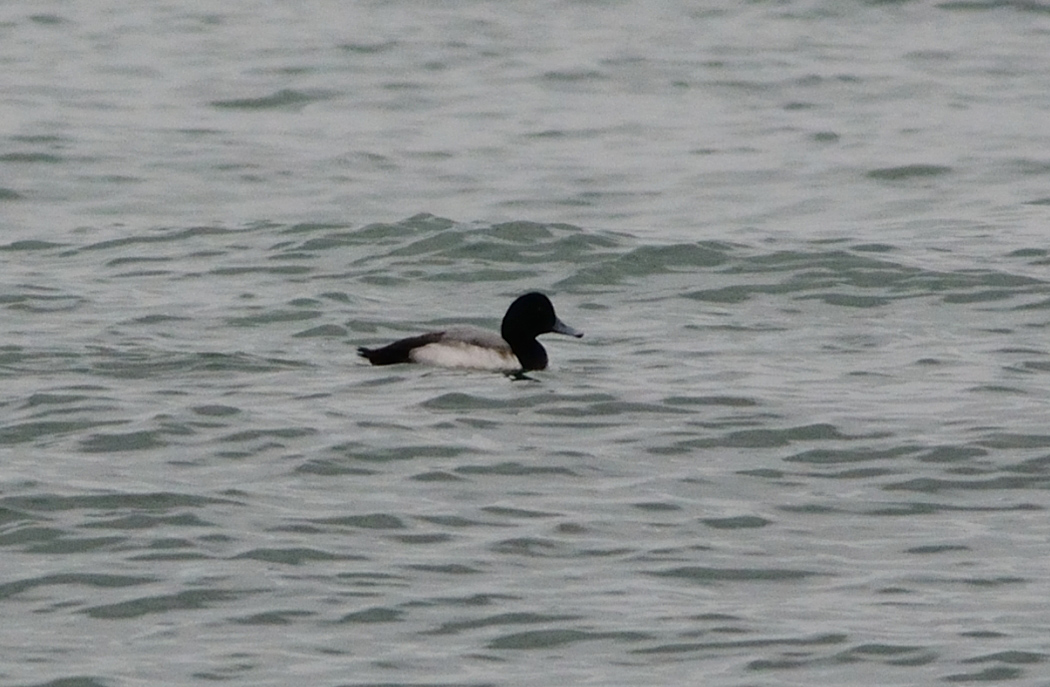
[553,318,584,338]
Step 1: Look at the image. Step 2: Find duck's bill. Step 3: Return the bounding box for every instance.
[552,318,584,338]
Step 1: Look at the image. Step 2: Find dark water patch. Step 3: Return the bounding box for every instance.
[87,349,307,379]
[393,533,454,544]
[635,632,848,655]
[784,445,923,465]
[398,567,480,579]
[1012,297,1050,310]
[0,491,238,513]
[82,512,213,529]
[233,547,360,565]
[956,576,1027,587]
[490,537,570,557]
[0,526,65,548]
[1011,360,1050,373]
[82,589,245,619]
[80,429,166,452]
[295,458,377,476]
[124,314,191,325]
[541,399,691,417]
[738,468,791,480]
[962,650,1046,665]
[422,268,539,282]
[333,571,403,588]
[942,289,1019,304]
[0,239,65,250]
[412,593,520,609]
[965,382,1024,392]
[653,423,851,454]
[831,643,938,666]
[959,630,1010,639]
[663,395,759,407]
[338,606,403,623]
[883,475,1050,492]
[852,243,897,253]
[25,678,112,687]
[410,470,466,482]
[0,291,85,313]
[917,446,989,463]
[633,501,682,512]
[904,544,971,554]
[866,164,952,180]
[427,611,580,636]
[294,324,347,337]
[415,515,493,528]
[562,241,730,287]
[542,68,606,82]
[0,573,155,600]
[942,666,1023,681]
[283,231,361,252]
[701,515,772,529]
[230,609,315,625]
[488,628,648,650]
[78,225,237,252]
[481,506,559,520]
[1007,248,1048,259]
[780,500,1042,517]
[219,427,317,443]
[191,404,239,417]
[357,220,609,275]
[144,537,197,550]
[801,292,892,308]
[975,433,1050,449]
[331,442,474,463]
[813,467,897,479]
[686,284,763,303]
[31,534,125,555]
[29,13,68,24]
[421,392,560,412]
[938,0,1050,13]
[0,152,64,163]
[210,88,336,110]
[209,264,312,276]
[309,513,406,529]
[405,563,481,575]
[685,246,1048,307]
[0,419,125,445]
[339,39,399,53]
[1004,454,1050,474]
[455,462,577,477]
[105,255,173,268]
[0,505,33,527]
[650,566,822,583]
[346,213,456,245]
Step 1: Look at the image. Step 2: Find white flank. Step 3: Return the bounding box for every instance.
[410,342,521,372]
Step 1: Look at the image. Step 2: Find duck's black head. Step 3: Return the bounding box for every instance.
[502,293,582,339]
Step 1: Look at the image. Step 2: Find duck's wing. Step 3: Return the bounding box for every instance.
[358,331,445,365]
[438,326,512,351]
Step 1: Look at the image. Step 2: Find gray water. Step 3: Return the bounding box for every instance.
[4,2,1050,686]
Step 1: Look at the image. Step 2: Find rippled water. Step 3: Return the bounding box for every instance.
[4,1,1050,686]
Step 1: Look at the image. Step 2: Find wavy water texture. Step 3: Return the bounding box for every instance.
[3,215,1050,686]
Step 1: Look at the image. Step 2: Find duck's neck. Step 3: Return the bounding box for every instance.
[505,336,548,371]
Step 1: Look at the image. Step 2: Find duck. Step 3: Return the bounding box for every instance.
[358,292,582,372]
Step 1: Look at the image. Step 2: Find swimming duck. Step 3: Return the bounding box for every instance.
[358,292,582,372]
